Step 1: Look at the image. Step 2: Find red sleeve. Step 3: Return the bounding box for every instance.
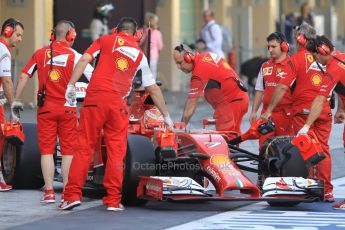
[188,76,206,99]
[21,54,37,78]
[85,38,101,60]
[278,59,296,87]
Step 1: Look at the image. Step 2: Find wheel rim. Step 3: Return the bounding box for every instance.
[2,142,16,181]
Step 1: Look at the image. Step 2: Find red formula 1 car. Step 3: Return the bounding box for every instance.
[1,82,325,207]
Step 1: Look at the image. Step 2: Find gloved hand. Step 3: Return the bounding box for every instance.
[65,83,76,106]
[0,91,7,105]
[163,114,174,129]
[297,124,310,135]
[11,100,24,122]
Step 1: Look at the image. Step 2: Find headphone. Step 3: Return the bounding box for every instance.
[271,32,289,52]
[315,37,331,56]
[2,19,19,38]
[112,18,142,41]
[50,20,77,42]
[296,34,308,46]
[179,44,196,63]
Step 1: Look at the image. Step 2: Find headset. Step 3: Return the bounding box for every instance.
[50,20,77,42]
[296,33,307,46]
[2,18,20,38]
[271,32,289,52]
[179,44,196,63]
[314,37,331,56]
[112,18,142,41]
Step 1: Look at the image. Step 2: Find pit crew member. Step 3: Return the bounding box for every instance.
[13,20,93,203]
[174,44,248,134]
[298,35,345,205]
[249,32,294,146]
[0,18,24,191]
[60,17,173,211]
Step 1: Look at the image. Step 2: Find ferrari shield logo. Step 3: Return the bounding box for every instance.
[307,54,314,62]
[116,57,128,71]
[118,38,125,46]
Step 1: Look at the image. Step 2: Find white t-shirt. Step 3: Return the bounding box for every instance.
[0,41,11,77]
[90,19,109,41]
[255,67,264,91]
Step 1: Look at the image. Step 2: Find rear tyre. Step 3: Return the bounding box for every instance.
[122,134,156,206]
[1,123,43,189]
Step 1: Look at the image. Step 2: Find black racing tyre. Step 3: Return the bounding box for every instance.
[122,134,156,206]
[259,136,308,207]
[1,123,44,189]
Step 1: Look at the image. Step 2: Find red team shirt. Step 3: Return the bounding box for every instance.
[22,41,92,106]
[188,52,247,107]
[319,51,345,97]
[85,32,155,99]
[256,57,293,110]
[279,47,329,114]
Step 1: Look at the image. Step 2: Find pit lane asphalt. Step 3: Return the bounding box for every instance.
[1,91,345,230]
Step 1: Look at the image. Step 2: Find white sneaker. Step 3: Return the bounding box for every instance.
[58,200,81,210]
[107,204,125,211]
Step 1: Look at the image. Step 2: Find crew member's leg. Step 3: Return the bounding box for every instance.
[102,103,129,209]
[0,105,11,191]
[313,116,333,202]
[293,113,333,202]
[63,98,105,204]
[57,107,78,189]
[37,109,59,203]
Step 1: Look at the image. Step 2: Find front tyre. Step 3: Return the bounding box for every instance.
[122,134,156,206]
[1,123,43,189]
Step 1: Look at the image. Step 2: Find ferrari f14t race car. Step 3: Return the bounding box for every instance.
[1,81,325,207]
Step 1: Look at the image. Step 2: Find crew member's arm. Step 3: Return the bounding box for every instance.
[69,39,100,85]
[250,91,263,123]
[250,68,264,123]
[300,95,326,133]
[73,51,94,81]
[69,53,93,85]
[334,94,345,123]
[181,75,204,125]
[12,55,39,120]
[181,97,199,125]
[2,77,14,105]
[260,83,288,121]
[145,84,169,116]
[140,55,173,127]
[14,72,30,99]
